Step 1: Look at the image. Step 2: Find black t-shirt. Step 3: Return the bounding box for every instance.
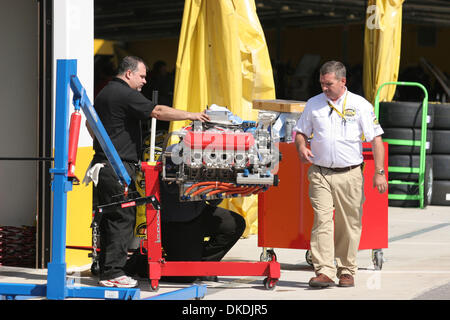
[93,78,156,163]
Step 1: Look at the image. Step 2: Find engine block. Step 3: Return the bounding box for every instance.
[161,110,280,201]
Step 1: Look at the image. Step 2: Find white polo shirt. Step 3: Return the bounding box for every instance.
[294,89,383,168]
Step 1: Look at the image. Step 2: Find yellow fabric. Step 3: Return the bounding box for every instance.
[94,39,116,55]
[363,0,404,104]
[66,147,94,268]
[170,0,275,236]
[134,170,147,238]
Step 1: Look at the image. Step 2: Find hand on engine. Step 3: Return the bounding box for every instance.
[189,111,210,122]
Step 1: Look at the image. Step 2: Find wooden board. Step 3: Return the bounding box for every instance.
[252,99,306,113]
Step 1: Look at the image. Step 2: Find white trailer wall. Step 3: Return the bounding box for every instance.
[0,0,39,226]
[53,0,94,268]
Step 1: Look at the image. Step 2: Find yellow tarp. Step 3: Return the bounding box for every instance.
[94,39,116,55]
[170,0,276,236]
[363,0,405,104]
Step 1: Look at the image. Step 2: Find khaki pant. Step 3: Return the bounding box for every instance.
[308,165,365,280]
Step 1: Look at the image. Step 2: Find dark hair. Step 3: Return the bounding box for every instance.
[320,61,346,79]
[117,56,147,75]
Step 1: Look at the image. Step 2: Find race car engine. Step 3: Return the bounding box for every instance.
[161,110,280,201]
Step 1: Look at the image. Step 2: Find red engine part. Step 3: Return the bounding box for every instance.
[68,111,81,180]
[182,130,255,151]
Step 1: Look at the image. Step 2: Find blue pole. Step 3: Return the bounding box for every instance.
[47,59,77,299]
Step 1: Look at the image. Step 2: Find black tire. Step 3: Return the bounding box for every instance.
[432,130,450,154]
[430,180,450,206]
[383,128,433,154]
[432,155,450,180]
[388,155,433,181]
[388,156,433,207]
[263,278,277,290]
[379,101,434,129]
[432,103,450,130]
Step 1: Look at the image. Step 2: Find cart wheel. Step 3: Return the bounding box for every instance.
[263,278,277,290]
[90,260,100,276]
[372,249,384,270]
[260,249,277,262]
[305,250,313,266]
[149,280,160,292]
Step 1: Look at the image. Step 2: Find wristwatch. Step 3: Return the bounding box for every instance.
[376,169,385,175]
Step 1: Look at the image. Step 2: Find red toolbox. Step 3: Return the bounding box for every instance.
[258,142,388,267]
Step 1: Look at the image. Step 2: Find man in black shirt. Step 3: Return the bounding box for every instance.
[92,56,209,288]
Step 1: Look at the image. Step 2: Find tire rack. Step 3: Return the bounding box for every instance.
[375,81,430,208]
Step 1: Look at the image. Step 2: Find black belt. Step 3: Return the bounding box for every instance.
[317,163,362,172]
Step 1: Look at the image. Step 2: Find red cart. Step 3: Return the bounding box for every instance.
[258,142,389,269]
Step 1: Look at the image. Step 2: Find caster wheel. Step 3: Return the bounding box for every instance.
[260,249,277,262]
[305,250,313,266]
[149,280,160,292]
[263,278,277,290]
[372,250,384,270]
[90,261,100,276]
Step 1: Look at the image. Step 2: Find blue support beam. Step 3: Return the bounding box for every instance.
[0,284,47,300]
[66,284,140,300]
[45,59,77,300]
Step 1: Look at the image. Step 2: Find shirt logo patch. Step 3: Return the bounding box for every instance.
[344,108,357,121]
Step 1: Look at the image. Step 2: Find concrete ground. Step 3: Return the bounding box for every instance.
[1,205,450,301]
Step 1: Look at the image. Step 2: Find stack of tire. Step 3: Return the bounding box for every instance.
[429,103,450,206]
[379,101,434,207]
[0,225,36,267]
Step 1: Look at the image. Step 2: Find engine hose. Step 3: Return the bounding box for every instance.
[184,181,235,195]
[207,189,226,196]
[191,185,220,197]
[241,186,263,196]
[224,187,254,196]
[191,184,245,197]
[204,185,245,197]
[188,184,242,197]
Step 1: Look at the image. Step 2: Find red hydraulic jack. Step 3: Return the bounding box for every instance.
[140,162,281,291]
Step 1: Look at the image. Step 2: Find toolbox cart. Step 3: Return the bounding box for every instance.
[258,141,389,270]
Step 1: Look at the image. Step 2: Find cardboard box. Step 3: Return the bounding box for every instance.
[252,99,306,113]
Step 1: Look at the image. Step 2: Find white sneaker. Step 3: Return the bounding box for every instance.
[99,275,138,288]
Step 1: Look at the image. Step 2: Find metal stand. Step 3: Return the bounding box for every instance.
[141,163,281,292]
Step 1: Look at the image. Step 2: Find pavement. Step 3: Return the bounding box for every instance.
[1,205,450,302]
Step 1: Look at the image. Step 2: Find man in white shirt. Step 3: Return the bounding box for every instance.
[294,61,387,288]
